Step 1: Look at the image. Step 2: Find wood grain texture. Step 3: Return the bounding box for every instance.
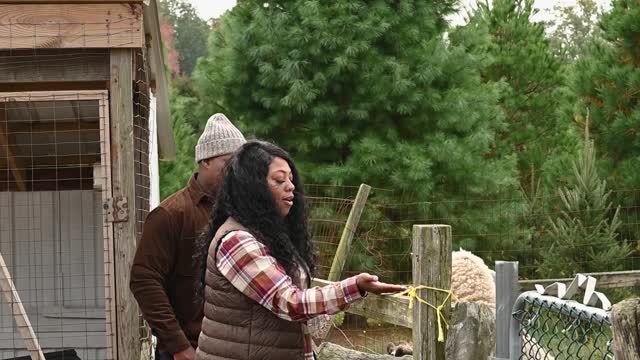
[109,48,140,360]
[0,50,109,82]
[611,298,640,360]
[412,225,451,360]
[0,4,143,49]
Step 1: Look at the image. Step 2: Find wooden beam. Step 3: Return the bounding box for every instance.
[611,298,640,359]
[412,225,452,360]
[0,251,46,360]
[0,90,108,101]
[2,154,100,169]
[109,48,141,360]
[0,4,143,50]
[327,184,371,281]
[97,93,117,360]
[0,104,27,191]
[4,120,99,134]
[312,278,412,328]
[0,1,143,3]
[0,81,108,92]
[0,50,110,83]
[519,270,640,290]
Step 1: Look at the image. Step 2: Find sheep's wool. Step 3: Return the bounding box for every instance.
[451,249,496,313]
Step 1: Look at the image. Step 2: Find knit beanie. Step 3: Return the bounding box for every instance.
[195,113,246,162]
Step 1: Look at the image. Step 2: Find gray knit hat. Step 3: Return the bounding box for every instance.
[195,113,246,162]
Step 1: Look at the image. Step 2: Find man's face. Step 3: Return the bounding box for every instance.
[199,154,232,193]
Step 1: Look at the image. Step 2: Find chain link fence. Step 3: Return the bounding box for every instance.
[512,291,614,359]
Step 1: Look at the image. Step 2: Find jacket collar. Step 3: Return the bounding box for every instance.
[188,173,214,205]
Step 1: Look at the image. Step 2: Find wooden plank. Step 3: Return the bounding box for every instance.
[0,50,109,83]
[312,278,412,328]
[412,225,452,360]
[519,270,640,290]
[327,184,371,281]
[611,298,640,359]
[0,90,108,101]
[0,1,143,3]
[109,48,140,360]
[0,81,108,92]
[99,94,116,360]
[495,261,519,359]
[141,0,175,159]
[0,104,27,191]
[0,4,143,49]
[4,121,100,134]
[0,251,45,360]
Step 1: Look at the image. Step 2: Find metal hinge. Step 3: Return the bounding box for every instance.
[103,196,129,223]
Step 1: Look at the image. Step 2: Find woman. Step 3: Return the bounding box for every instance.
[194,140,405,360]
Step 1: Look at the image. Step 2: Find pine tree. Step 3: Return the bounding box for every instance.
[451,0,580,273]
[572,0,640,244]
[540,127,631,278]
[194,0,520,255]
[461,0,579,189]
[159,93,199,200]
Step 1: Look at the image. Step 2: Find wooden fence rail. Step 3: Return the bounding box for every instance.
[519,270,640,290]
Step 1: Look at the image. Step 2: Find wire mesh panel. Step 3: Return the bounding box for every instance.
[306,185,412,355]
[512,292,613,360]
[133,47,154,358]
[133,47,150,242]
[0,91,113,359]
[306,184,358,279]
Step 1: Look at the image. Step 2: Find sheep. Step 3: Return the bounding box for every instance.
[451,249,496,314]
[450,249,553,359]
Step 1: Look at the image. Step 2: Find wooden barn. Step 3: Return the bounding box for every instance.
[0,0,175,359]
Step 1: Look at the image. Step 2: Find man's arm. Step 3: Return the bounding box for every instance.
[130,207,191,354]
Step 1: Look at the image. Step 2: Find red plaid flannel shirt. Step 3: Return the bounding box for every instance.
[216,231,364,359]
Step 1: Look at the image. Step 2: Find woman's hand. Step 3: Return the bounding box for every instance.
[174,346,196,360]
[355,273,407,295]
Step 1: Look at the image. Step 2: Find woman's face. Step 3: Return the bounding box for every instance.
[267,157,295,217]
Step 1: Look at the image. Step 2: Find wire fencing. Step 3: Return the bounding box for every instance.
[513,292,614,360]
[306,184,639,355]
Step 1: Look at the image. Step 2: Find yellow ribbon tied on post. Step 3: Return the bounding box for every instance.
[393,286,458,343]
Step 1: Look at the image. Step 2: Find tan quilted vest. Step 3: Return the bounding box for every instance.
[195,218,305,360]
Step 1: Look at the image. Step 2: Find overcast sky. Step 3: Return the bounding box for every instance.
[186,0,611,22]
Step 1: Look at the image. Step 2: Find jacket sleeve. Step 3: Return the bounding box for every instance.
[130,207,191,354]
[215,231,364,322]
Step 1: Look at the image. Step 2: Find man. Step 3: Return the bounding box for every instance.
[131,114,246,360]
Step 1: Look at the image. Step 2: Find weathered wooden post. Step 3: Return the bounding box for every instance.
[611,298,640,359]
[327,184,371,282]
[494,261,519,360]
[412,225,452,360]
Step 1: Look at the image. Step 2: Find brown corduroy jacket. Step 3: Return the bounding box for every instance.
[130,174,214,354]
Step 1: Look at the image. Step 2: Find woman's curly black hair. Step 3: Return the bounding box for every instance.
[194,140,315,302]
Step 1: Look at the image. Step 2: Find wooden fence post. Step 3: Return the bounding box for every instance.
[412,225,452,360]
[611,298,640,359]
[494,261,519,360]
[327,184,371,282]
[110,48,140,360]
